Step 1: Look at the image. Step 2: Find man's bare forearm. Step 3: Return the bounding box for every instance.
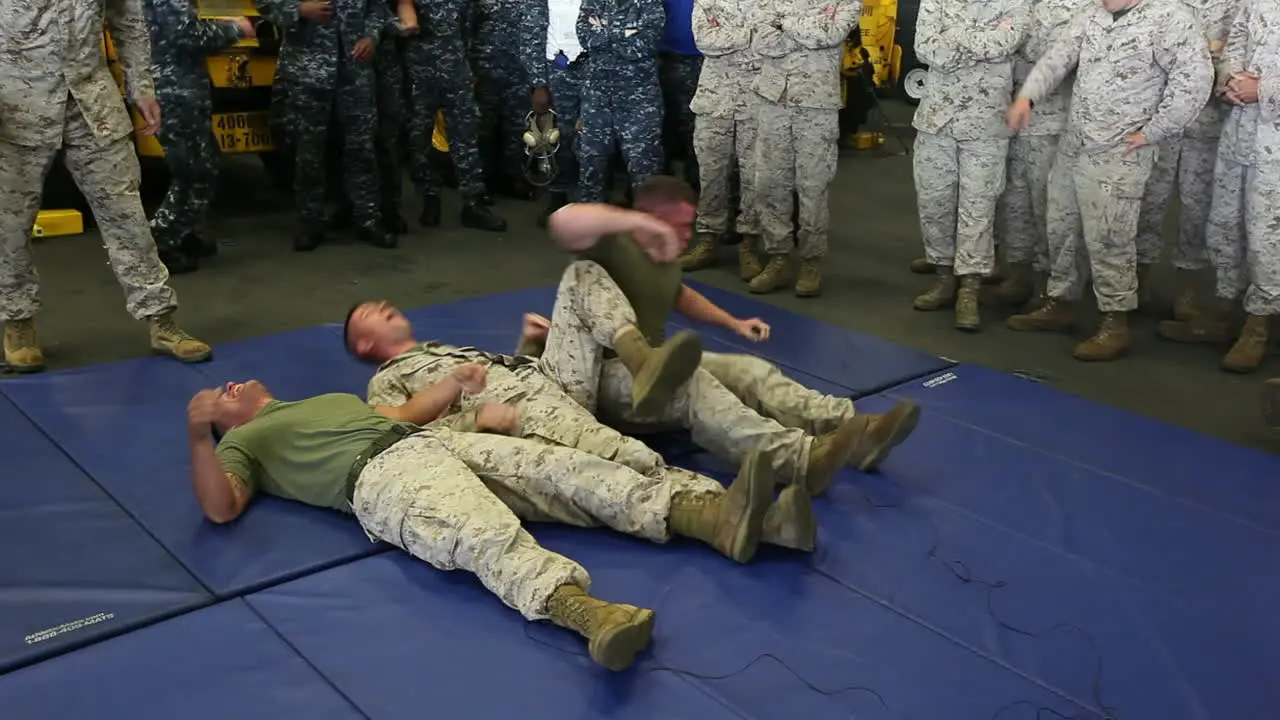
[376,377,462,425]
[188,435,239,523]
[676,284,736,329]
[547,203,649,251]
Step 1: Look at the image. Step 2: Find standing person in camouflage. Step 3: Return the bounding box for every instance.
[143,1,255,275]
[677,0,764,278]
[909,0,1028,332]
[472,0,537,201]
[1005,0,1212,361]
[658,0,702,191]
[520,0,587,225]
[402,0,507,232]
[1157,0,1278,374]
[575,0,667,203]
[0,0,213,373]
[186,376,798,671]
[987,0,1087,314]
[747,0,860,298]
[1134,0,1239,319]
[259,0,397,251]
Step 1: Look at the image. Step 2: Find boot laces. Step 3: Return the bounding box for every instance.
[7,321,35,347]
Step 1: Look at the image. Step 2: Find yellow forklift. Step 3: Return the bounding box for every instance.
[841,0,926,147]
[37,2,285,240]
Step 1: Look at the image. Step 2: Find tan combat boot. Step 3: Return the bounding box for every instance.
[1073,312,1129,361]
[955,275,982,331]
[1222,314,1270,374]
[149,312,212,363]
[3,318,45,373]
[679,232,719,271]
[845,400,922,471]
[1171,268,1199,321]
[761,485,817,552]
[612,327,703,417]
[1261,377,1280,430]
[795,259,822,298]
[668,449,775,562]
[546,585,656,671]
[983,262,1033,307]
[909,257,935,274]
[739,235,764,281]
[1007,298,1075,332]
[748,255,789,294]
[1156,298,1239,346]
[913,266,957,310]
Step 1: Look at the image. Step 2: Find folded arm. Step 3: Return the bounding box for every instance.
[373,376,464,425]
[577,0,612,50]
[952,0,1029,61]
[692,0,750,56]
[254,0,303,31]
[779,0,858,50]
[153,0,244,52]
[914,0,973,71]
[613,0,665,61]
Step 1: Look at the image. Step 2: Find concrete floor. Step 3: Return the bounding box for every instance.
[14,101,1277,452]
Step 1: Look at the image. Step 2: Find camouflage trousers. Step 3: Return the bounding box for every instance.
[1136,134,1219,269]
[1207,154,1280,315]
[538,260,812,484]
[699,351,854,435]
[546,59,584,196]
[1205,155,1248,301]
[474,55,531,184]
[755,102,839,260]
[578,75,663,202]
[352,428,722,620]
[291,72,382,228]
[693,114,758,236]
[996,133,1057,272]
[658,52,702,187]
[151,85,221,249]
[1045,144,1156,313]
[0,101,177,322]
[913,131,1009,276]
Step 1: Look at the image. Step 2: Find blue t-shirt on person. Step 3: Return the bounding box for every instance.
[659,0,700,56]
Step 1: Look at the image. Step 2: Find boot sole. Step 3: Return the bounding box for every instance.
[766,485,817,552]
[855,401,921,472]
[589,608,656,671]
[3,362,45,374]
[806,416,868,496]
[632,331,703,418]
[152,347,213,364]
[726,450,777,563]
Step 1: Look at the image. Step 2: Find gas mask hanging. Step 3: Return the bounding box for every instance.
[522,109,560,187]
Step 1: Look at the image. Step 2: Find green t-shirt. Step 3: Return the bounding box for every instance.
[215,393,408,512]
[580,233,683,346]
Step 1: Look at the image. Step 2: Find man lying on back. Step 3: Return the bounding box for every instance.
[185,364,815,671]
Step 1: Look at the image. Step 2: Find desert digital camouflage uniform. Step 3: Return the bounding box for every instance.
[0,0,211,373]
[143,0,243,271]
[678,0,764,278]
[538,259,827,485]
[1006,0,1212,362]
[990,0,1087,312]
[910,0,1029,331]
[575,0,667,203]
[1135,0,1239,318]
[1157,0,1280,372]
[747,0,860,298]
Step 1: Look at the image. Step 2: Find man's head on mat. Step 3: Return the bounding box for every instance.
[632,175,698,250]
[343,300,414,362]
[208,380,273,434]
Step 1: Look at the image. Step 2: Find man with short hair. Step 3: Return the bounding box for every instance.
[545,176,922,489]
[1,0,213,373]
[186,367,795,670]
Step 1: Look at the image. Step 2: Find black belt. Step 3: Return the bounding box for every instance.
[345,424,418,501]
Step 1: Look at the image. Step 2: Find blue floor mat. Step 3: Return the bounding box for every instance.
[0,358,386,599]
[192,323,374,399]
[249,541,1086,719]
[673,281,954,396]
[0,600,364,719]
[0,393,209,673]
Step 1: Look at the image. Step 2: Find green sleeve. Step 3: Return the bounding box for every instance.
[216,438,260,491]
[579,234,619,268]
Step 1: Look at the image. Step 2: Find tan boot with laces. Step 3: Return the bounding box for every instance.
[546,585,656,671]
[3,318,45,373]
[794,259,822,298]
[748,255,790,294]
[913,266,957,311]
[667,449,775,563]
[1222,314,1270,373]
[149,312,213,363]
[679,232,719,271]
[1073,312,1129,362]
[738,236,764,281]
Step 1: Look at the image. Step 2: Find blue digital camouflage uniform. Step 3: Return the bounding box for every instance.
[471,0,535,196]
[520,0,587,214]
[403,0,506,232]
[257,0,389,240]
[658,0,701,189]
[576,0,666,203]
[142,0,243,266]
[373,0,407,227]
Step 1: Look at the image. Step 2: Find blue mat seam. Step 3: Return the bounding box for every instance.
[210,544,394,601]
[242,598,375,720]
[882,384,1280,537]
[802,565,1106,718]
